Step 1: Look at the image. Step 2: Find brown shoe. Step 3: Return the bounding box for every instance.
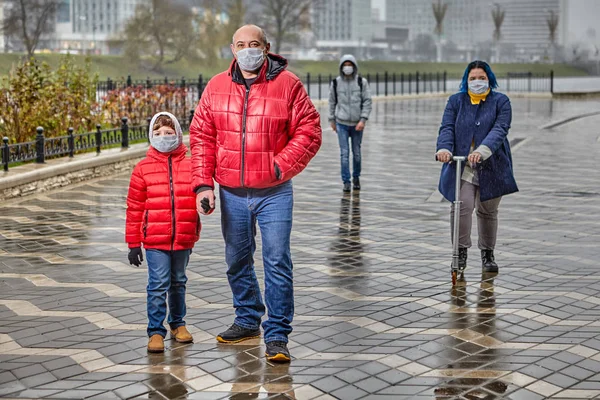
[170,326,193,343]
[147,334,164,353]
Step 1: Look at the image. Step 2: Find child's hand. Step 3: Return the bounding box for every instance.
[128,248,143,267]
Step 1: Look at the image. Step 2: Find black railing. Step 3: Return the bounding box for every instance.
[4,70,554,172]
[96,70,554,103]
[96,74,207,103]
[2,113,192,172]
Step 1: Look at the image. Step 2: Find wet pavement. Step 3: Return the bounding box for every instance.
[1,97,600,399]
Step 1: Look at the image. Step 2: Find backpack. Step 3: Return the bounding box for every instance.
[332,75,364,111]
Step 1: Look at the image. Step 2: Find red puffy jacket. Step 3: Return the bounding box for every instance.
[126,144,200,251]
[189,53,322,190]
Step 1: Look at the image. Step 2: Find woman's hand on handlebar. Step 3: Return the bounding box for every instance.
[468,152,482,165]
[436,151,452,163]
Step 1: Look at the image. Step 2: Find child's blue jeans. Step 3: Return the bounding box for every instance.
[145,249,190,337]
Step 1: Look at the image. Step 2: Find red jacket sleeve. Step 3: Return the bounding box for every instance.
[190,81,218,192]
[274,79,322,181]
[125,163,147,248]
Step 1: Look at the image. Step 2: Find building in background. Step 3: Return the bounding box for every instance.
[385,0,567,62]
[53,0,142,54]
[312,0,374,60]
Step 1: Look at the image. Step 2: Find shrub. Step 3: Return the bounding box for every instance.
[0,55,100,143]
[101,84,191,127]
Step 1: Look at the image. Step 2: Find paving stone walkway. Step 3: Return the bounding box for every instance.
[1,98,600,399]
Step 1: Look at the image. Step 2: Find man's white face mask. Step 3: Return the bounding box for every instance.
[236,48,265,72]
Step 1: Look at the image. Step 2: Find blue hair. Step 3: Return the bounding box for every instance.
[459,60,498,92]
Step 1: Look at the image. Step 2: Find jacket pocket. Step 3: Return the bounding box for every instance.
[143,211,149,239]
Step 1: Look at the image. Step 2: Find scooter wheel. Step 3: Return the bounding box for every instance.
[451,271,457,286]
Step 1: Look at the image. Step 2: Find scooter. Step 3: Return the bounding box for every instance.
[450,156,466,286]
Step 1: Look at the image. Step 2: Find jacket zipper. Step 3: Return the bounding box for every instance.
[143,210,149,239]
[240,86,250,187]
[168,156,176,251]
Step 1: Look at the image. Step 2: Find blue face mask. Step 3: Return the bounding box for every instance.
[468,80,489,94]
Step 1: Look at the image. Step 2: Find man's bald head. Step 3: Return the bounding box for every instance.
[232,24,269,47]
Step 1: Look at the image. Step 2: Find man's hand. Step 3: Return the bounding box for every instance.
[330,121,337,132]
[468,151,482,166]
[436,151,452,163]
[128,248,143,267]
[197,190,215,215]
[355,120,365,131]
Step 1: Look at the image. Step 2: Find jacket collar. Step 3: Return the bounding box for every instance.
[229,53,288,85]
[147,143,187,161]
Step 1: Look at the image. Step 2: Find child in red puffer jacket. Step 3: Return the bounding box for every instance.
[125,111,200,354]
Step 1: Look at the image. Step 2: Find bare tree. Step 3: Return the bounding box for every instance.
[546,9,559,63]
[257,0,316,54]
[491,3,505,62]
[2,0,60,57]
[124,0,197,71]
[432,0,448,62]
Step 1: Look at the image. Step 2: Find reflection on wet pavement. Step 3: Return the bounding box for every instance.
[1,98,600,399]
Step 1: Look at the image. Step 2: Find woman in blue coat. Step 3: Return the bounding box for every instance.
[436,60,518,273]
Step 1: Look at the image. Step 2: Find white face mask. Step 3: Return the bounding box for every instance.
[342,65,354,75]
[151,135,179,153]
[468,79,489,94]
[236,48,265,72]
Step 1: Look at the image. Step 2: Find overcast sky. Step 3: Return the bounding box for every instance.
[566,0,600,43]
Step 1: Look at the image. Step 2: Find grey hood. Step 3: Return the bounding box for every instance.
[339,54,358,75]
[148,111,183,152]
[148,111,183,150]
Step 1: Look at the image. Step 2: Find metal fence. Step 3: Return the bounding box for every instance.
[3,70,553,172]
[96,70,554,102]
[2,114,192,172]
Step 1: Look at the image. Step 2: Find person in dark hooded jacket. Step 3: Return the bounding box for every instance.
[329,54,373,192]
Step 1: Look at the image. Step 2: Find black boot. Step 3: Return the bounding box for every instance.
[458,247,467,271]
[353,177,360,190]
[343,182,351,192]
[481,249,498,273]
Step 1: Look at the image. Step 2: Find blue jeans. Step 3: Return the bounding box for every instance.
[337,123,363,184]
[145,249,190,337]
[219,181,294,344]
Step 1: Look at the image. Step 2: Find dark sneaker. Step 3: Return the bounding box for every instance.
[217,324,260,344]
[353,177,360,190]
[265,341,291,363]
[343,182,351,192]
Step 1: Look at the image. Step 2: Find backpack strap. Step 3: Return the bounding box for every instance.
[332,77,338,106]
[357,75,363,112]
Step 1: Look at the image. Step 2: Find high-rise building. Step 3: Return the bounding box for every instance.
[497,0,567,59]
[385,0,567,61]
[312,0,373,60]
[53,0,142,54]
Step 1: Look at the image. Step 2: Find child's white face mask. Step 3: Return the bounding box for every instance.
[151,134,179,153]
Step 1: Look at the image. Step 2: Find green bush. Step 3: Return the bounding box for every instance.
[0,55,100,143]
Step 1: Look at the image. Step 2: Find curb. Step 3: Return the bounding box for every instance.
[0,147,147,192]
[540,110,600,130]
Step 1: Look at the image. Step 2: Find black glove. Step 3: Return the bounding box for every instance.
[200,197,211,214]
[128,247,143,267]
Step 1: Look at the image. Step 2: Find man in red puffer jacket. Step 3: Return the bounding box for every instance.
[190,24,322,363]
[126,112,200,354]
